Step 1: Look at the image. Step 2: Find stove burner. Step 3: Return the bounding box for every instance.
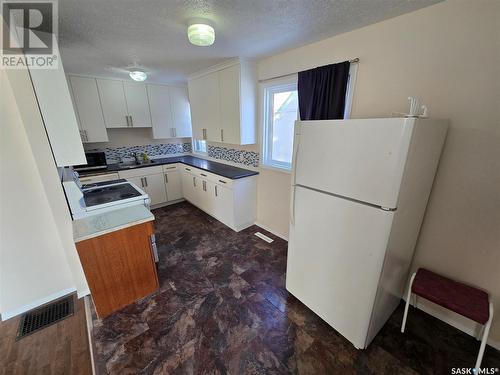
[119,193,135,199]
[83,182,143,208]
[92,197,113,204]
[107,185,127,191]
[86,188,105,194]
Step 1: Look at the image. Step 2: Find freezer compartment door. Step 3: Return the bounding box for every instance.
[294,118,414,209]
[286,186,395,349]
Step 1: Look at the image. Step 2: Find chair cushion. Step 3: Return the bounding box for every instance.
[412,268,490,324]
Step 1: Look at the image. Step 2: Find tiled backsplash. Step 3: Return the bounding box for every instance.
[87,142,260,168]
[87,142,192,163]
[208,145,259,167]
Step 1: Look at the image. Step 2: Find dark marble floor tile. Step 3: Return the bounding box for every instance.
[91,202,500,375]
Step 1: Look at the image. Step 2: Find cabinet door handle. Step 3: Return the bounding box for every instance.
[140,177,144,187]
[170,128,174,137]
[201,173,207,177]
[203,180,207,191]
[173,128,177,137]
[125,115,129,127]
[215,185,218,197]
[144,176,148,187]
[130,116,134,127]
[164,173,168,184]
[218,179,227,184]
[185,168,191,171]
[220,129,224,142]
[202,128,207,140]
[193,176,196,187]
[166,166,176,170]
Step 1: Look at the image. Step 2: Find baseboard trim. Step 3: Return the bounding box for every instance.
[254,222,288,241]
[150,198,185,210]
[1,287,77,321]
[403,296,500,351]
[84,296,97,375]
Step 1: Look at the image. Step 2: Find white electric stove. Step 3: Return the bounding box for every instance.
[63,177,151,220]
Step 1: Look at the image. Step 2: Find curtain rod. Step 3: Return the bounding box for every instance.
[258,58,359,83]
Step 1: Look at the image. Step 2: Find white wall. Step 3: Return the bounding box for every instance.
[0,65,89,318]
[256,0,500,346]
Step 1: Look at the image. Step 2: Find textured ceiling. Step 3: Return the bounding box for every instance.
[59,0,442,84]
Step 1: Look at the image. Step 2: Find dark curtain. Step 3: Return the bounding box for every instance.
[297,61,350,121]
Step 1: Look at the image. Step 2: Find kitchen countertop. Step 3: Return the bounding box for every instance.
[73,205,154,243]
[78,155,259,180]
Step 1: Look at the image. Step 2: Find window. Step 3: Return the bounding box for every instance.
[262,80,298,171]
[193,139,207,154]
[261,64,357,171]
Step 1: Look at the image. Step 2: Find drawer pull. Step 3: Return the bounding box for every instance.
[201,173,207,177]
[218,179,227,184]
[185,168,191,171]
[166,166,176,169]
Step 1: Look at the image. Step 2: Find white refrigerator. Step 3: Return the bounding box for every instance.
[286,117,448,349]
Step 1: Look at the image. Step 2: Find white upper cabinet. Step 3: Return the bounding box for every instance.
[188,59,256,145]
[219,64,241,144]
[147,85,192,139]
[96,79,128,128]
[96,79,151,128]
[169,86,192,138]
[123,82,152,128]
[24,35,86,166]
[68,76,109,143]
[188,72,220,141]
[147,84,173,138]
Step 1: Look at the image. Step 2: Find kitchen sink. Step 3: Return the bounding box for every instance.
[117,160,156,169]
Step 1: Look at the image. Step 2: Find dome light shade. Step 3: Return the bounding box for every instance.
[187,24,215,46]
[129,70,147,81]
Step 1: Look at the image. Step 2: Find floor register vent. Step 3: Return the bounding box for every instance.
[254,232,274,243]
[17,295,74,339]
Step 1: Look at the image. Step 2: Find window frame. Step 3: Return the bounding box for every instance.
[261,76,298,172]
[260,64,358,172]
[192,139,207,155]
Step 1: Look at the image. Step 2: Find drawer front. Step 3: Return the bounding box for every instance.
[118,165,163,179]
[180,164,234,188]
[79,172,119,184]
[162,163,179,172]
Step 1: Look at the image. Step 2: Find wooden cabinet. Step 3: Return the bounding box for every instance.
[188,60,256,145]
[97,79,152,128]
[68,76,109,143]
[163,164,183,201]
[180,165,256,231]
[75,221,158,318]
[147,85,192,139]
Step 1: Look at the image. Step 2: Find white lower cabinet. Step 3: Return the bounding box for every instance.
[118,162,257,230]
[162,165,183,201]
[180,165,256,231]
[118,166,167,206]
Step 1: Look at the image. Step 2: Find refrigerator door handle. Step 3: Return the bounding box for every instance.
[290,125,300,225]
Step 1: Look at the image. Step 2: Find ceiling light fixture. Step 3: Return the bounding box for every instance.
[129,70,147,81]
[187,23,215,46]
